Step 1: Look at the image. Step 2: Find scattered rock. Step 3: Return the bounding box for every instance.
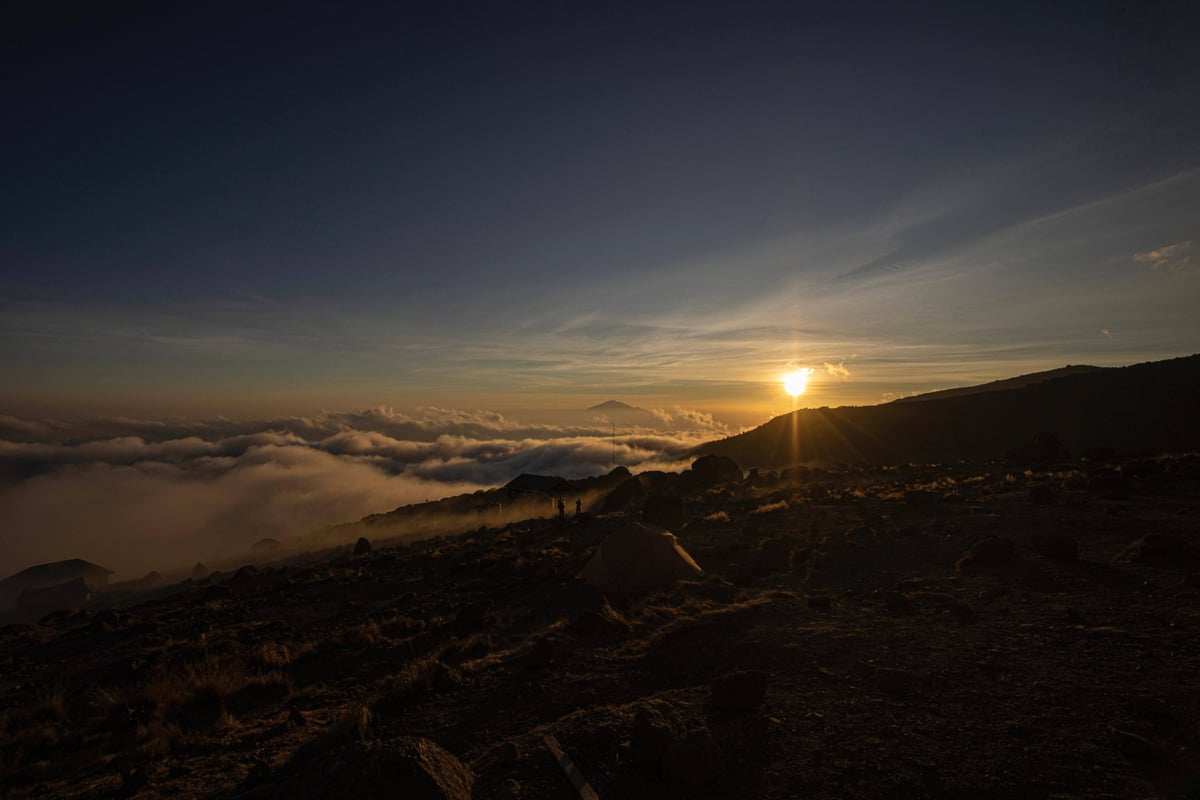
[630,702,681,765]
[430,661,463,692]
[1112,728,1170,764]
[1009,432,1069,465]
[711,670,767,712]
[202,584,233,601]
[354,537,373,557]
[1025,532,1078,561]
[601,477,647,513]
[874,666,918,694]
[687,454,743,489]
[289,707,308,726]
[114,758,149,798]
[283,736,474,800]
[904,490,939,507]
[881,591,915,613]
[570,600,631,638]
[662,728,722,784]
[1115,534,1196,563]
[642,494,684,527]
[456,599,496,630]
[497,778,521,799]
[1028,484,1055,504]
[520,636,557,670]
[806,593,833,610]
[232,565,259,584]
[956,537,1015,570]
[490,740,520,766]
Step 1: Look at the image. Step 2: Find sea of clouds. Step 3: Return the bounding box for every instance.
[0,406,731,579]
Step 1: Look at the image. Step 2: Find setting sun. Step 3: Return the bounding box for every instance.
[783,368,813,397]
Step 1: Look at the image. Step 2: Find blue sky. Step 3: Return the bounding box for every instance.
[2,1,1198,423]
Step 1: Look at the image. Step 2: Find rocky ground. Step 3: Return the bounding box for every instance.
[2,453,1200,799]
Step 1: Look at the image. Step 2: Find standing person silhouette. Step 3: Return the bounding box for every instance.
[575,498,582,517]
[557,497,566,521]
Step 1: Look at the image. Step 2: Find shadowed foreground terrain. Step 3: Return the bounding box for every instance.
[2,453,1200,799]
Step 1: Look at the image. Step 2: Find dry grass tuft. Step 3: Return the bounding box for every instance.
[252,641,297,669]
[289,705,373,765]
[228,672,293,714]
[438,633,494,664]
[752,500,789,515]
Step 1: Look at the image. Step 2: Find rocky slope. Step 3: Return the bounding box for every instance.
[1,453,1199,798]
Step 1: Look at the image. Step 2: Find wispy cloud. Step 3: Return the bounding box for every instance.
[1135,240,1195,273]
[824,361,851,379]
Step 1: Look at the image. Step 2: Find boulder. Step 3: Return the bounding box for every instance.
[662,729,722,784]
[956,537,1014,571]
[1116,533,1196,563]
[642,494,684,527]
[1009,432,1069,465]
[601,478,646,513]
[630,702,681,765]
[202,584,233,601]
[710,670,767,712]
[570,600,631,637]
[231,565,259,584]
[283,736,473,800]
[354,537,373,557]
[1025,532,1078,561]
[687,455,742,489]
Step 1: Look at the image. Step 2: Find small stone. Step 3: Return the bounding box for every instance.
[1026,532,1078,561]
[498,778,521,799]
[882,591,915,613]
[289,707,308,726]
[711,670,768,712]
[431,661,463,692]
[521,636,555,670]
[1112,728,1170,764]
[806,594,832,610]
[491,741,520,765]
[874,666,917,694]
[956,537,1014,570]
[662,729,722,784]
[630,702,679,764]
[202,584,233,601]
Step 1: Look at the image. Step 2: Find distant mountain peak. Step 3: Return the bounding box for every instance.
[588,400,642,411]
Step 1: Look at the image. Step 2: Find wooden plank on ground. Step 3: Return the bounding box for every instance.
[543,734,600,800]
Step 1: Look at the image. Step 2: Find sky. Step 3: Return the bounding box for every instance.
[2,2,1200,576]
[3,1,1199,423]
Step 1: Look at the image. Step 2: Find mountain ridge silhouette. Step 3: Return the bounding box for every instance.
[698,354,1200,466]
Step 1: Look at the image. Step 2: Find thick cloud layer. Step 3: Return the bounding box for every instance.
[0,407,724,579]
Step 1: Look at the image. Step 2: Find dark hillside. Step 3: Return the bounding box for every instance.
[700,355,1200,467]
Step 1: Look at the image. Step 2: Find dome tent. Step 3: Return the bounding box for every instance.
[579,521,702,591]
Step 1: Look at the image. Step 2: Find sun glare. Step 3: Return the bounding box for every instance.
[783,368,813,397]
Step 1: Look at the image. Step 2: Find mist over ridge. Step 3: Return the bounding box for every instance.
[0,403,732,580]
